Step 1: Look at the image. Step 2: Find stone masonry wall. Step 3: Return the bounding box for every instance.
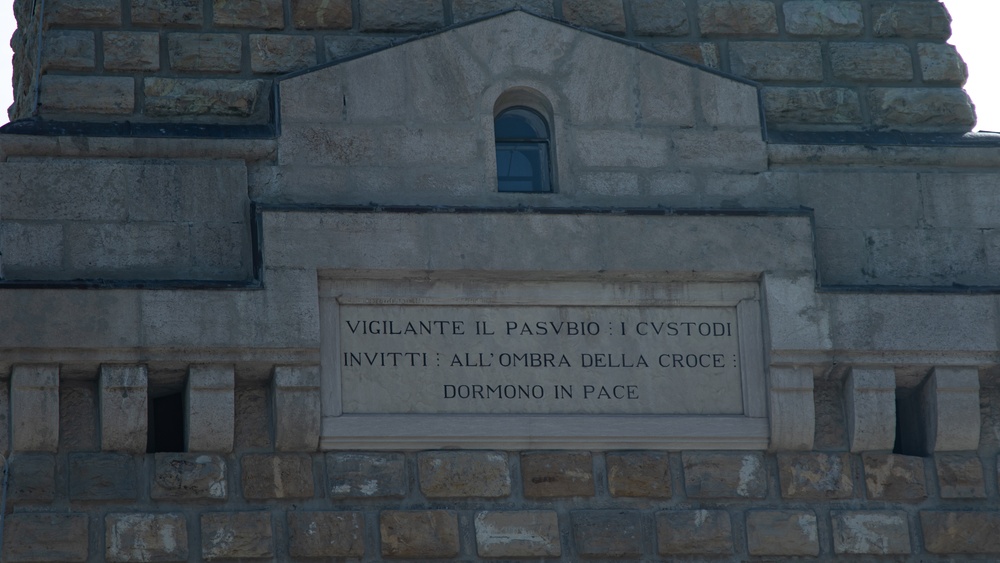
[10,0,974,132]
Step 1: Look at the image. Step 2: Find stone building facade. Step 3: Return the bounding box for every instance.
[2,1,1000,561]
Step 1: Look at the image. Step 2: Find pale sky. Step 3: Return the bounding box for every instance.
[0,1,995,131]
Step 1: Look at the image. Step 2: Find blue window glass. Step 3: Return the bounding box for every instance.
[495,107,551,193]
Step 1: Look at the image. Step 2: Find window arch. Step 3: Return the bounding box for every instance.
[494,106,552,193]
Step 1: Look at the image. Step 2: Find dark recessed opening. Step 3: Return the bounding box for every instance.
[147,391,185,453]
[893,387,926,457]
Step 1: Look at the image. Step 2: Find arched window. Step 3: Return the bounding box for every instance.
[494,106,551,192]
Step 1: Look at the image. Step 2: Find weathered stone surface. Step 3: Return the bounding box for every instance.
[746,511,819,556]
[730,41,822,81]
[144,78,264,117]
[863,453,927,501]
[59,382,97,452]
[783,0,863,36]
[132,0,202,27]
[606,451,671,498]
[99,365,147,453]
[242,453,315,499]
[768,366,816,451]
[69,453,138,501]
[563,0,626,34]
[919,43,967,84]
[763,87,862,125]
[832,511,911,555]
[778,452,853,500]
[380,511,459,559]
[201,512,273,560]
[572,511,642,558]
[475,511,560,558]
[630,0,688,35]
[361,0,444,32]
[453,0,553,20]
[152,453,227,500]
[104,31,160,71]
[698,0,778,35]
[922,511,1000,554]
[9,453,55,502]
[521,452,594,498]
[250,35,317,73]
[213,0,283,28]
[418,451,511,498]
[657,510,732,555]
[43,30,95,71]
[11,365,59,452]
[683,452,767,498]
[934,454,985,498]
[845,368,896,452]
[831,43,913,81]
[327,452,406,497]
[288,511,365,558]
[273,365,321,451]
[168,33,242,72]
[872,1,951,38]
[186,365,234,453]
[869,87,976,131]
[3,513,88,562]
[324,36,396,60]
[47,0,120,25]
[923,366,981,452]
[234,385,271,449]
[106,513,188,562]
[292,0,352,29]
[654,42,720,68]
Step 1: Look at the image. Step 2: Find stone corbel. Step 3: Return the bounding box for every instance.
[845,368,895,453]
[272,365,321,451]
[768,367,815,451]
[186,365,235,453]
[922,367,980,452]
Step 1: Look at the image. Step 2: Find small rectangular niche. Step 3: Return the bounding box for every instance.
[147,391,186,453]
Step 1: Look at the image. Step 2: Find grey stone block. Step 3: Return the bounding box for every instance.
[327,452,406,498]
[242,453,315,499]
[730,41,823,82]
[131,0,202,27]
[152,453,228,500]
[42,30,95,71]
[631,0,688,36]
[832,511,911,554]
[8,453,56,503]
[39,75,135,115]
[106,513,188,562]
[11,365,59,452]
[288,511,365,558]
[683,452,767,499]
[657,510,733,555]
[201,512,273,559]
[104,31,161,71]
[778,452,853,499]
[921,511,1000,554]
[47,0,121,25]
[361,0,444,32]
[2,513,89,562]
[292,0,352,29]
[168,33,242,73]
[783,0,863,36]
[272,365,321,451]
[606,452,671,498]
[698,0,778,35]
[99,365,147,453]
[250,35,317,73]
[831,42,913,81]
[571,510,642,558]
[746,510,819,556]
[872,0,951,38]
[213,0,284,28]
[69,453,138,501]
[453,0,552,20]
[475,511,560,558]
[418,451,511,498]
[863,453,927,501]
[869,87,975,131]
[144,78,265,118]
[380,511,459,559]
[563,0,626,34]
[521,452,594,498]
[763,87,862,125]
[936,454,985,498]
[918,43,968,84]
[186,365,234,453]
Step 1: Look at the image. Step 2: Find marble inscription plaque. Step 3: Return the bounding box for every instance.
[340,304,743,415]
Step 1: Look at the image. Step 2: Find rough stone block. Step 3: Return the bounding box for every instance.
[288,511,364,558]
[572,511,642,558]
[746,511,819,556]
[104,31,160,71]
[99,365,148,453]
[521,452,594,498]
[935,454,985,498]
[863,453,927,501]
[65,223,190,275]
[474,511,560,558]
[42,30,95,71]
[845,368,895,453]
[763,87,862,125]
[132,0,202,27]
[234,385,271,449]
[831,43,913,81]
[272,365,321,451]
[657,510,732,556]
[768,366,815,450]
[922,511,1000,554]
[778,452,854,500]
[213,0,284,28]
[324,36,396,60]
[698,0,778,35]
[832,511,911,555]
[106,513,188,562]
[186,365,234,453]
[922,367,980,452]
[783,0,863,35]
[0,222,64,276]
[918,43,967,84]
[168,33,242,72]
[671,129,766,172]
[292,0,352,28]
[201,512,274,560]
[152,453,227,500]
[418,451,510,498]
[606,451,671,498]
[869,87,976,131]
[242,453,315,499]
[145,78,264,118]
[47,0,120,25]
[8,453,55,503]
[327,452,406,497]
[250,34,317,73]
[40,75,134,116]
[361,0,445,32]
[683,452,767,499]
[11,365,59,452]
[380,511,459,559]
[2,513,89,562]
[654,42,720,68]
[453,0,553,20]
[630,0,688,35]
[0,379,8,455]
[730,41,823,81]
[69,453,138,501]
[873,1,951,38]
[563,0,626,34]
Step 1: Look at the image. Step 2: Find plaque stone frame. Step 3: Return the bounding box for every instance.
[319,271,768,450]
